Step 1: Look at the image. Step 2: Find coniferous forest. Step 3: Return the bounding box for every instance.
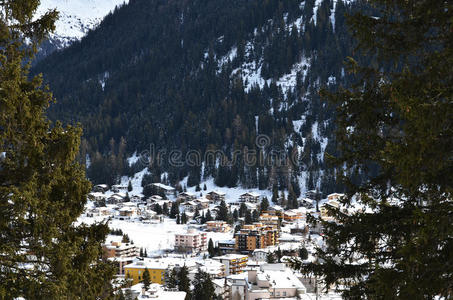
[33,0,370,195]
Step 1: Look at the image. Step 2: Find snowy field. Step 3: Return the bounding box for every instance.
[80,216,233,256]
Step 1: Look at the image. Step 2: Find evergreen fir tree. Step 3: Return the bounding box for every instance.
[170,202,179,218]
[271,184,279,203]
[177,266,191,299]
[260,197,270,212]
[166,268,178,289]
[208,238,215,258]
[299,247,308,260]
[0,2,115,298]
[142,268,151,291]
[280,191,286,207]
[239,202,247,217]
[232,209,239,221]
[275,247,282,262]
[292,1,453,299]
[176,214,181,224]
[266,252,276,263]
[122,234,130,243]
[252,210,259,222]
[244,210,253,224]
[205,209,213,222]
[154,203,163,215]
[192,269,216,300]
[194,207,200,218]
[127,180,133,192]
[216,200,229,221]
[162,202,169,215]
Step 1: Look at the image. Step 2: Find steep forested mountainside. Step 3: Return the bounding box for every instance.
[34,0,368,196]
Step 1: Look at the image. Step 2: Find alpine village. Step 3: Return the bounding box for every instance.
[0,0,451,300]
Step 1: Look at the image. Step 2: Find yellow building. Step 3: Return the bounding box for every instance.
[124,260,167,285]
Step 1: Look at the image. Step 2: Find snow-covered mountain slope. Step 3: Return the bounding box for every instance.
[37,0,128,47]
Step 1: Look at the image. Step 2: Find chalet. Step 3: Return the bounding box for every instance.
[178,191,196,201]
[151,183,176,195]
[88,192,107,202]
[118,207,136,219]
[299,197,314,208]
[141,207,159,220]
[239,192,260,203]
[146,195,163,204]
[93,184,109,193]
[182,201,198,212]
[327,193,345,202]
[112,184,128,193]
[93,206,112,216]
[195,198,210,209]
[107,193,125,204]
[206,190,226,202]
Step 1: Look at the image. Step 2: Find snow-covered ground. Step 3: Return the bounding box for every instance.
[80,216,233,256]
[37,0,128,46]
[183,177,273,204]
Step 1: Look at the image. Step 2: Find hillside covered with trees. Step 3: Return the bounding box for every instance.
[34,0,370,196]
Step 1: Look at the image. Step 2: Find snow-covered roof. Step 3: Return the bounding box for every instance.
[152,183,175,191]
[94,184,109,188]
[180,191,196,196]
[196,198,210,203]
[258,264,306,290]
[241,192,261,197]
[213,254,248,261]
[208,190,226,196]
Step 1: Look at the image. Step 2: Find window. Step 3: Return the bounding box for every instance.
[283,291,287,296]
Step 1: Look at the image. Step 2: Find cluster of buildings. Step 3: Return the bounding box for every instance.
[121,254,312,300]
[89,181,348,299]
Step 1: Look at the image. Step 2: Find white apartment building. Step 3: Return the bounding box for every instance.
[174,228,207,253]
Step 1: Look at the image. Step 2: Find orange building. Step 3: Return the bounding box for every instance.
[234,223,278,252]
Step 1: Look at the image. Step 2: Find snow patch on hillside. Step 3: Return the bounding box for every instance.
[276,55,310,95]
[312,0,324,25]
[218,47,237,70]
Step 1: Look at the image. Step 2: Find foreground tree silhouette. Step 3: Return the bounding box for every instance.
[0,1,114,298]
[292,1,453,299]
